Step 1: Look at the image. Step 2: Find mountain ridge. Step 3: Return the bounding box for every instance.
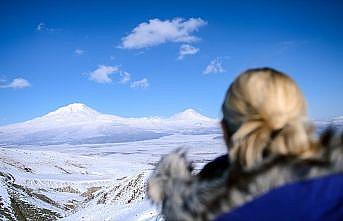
[2,103,216,128]
[0,103,219,145]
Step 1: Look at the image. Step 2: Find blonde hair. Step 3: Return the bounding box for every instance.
[222,68,318,169]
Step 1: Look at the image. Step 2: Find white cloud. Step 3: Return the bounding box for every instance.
[120,18,207,49]
[119,71,131,84]
[130,78,149,88]
[203,57,225,75]
[178,44,199,59]
[74,49,85,55]
[87,66,149,89]
[88,65,119,83]
[36,22,59,32]
[0,78,31,89]
[37,22,45,31]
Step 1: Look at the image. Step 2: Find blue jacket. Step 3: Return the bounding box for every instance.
[214,173,343,221]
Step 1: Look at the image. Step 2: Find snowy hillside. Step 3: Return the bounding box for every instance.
[0,134,226,220]
[0,103,219,145]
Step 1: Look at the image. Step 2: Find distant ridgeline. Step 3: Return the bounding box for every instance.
[0,103,220,146]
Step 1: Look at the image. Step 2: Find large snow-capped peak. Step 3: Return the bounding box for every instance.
[49,103,98,115]
[43,103,99,118]
[30,103,103,125]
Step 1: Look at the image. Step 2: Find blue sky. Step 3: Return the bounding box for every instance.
[0,0,342,125]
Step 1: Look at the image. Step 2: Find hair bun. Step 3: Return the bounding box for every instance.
[222,68,316,169]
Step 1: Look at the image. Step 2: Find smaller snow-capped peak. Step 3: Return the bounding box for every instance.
[170,108,214,122]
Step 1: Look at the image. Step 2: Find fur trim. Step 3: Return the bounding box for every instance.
[147,149,192,203]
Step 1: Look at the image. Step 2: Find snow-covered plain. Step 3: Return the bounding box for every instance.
[0,103,341,221]
[0,104,225,220]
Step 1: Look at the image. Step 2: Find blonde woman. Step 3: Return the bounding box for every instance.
[147,68,343,221]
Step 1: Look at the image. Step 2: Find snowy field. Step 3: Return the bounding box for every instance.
[0,134,225,220]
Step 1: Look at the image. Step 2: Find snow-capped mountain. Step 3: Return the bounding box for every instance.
[0,103,219,145]
[37,103,101,123]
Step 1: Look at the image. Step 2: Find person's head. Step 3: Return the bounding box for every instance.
[222,68,317,170]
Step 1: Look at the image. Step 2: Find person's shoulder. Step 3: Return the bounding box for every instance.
[214,173,343,221]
